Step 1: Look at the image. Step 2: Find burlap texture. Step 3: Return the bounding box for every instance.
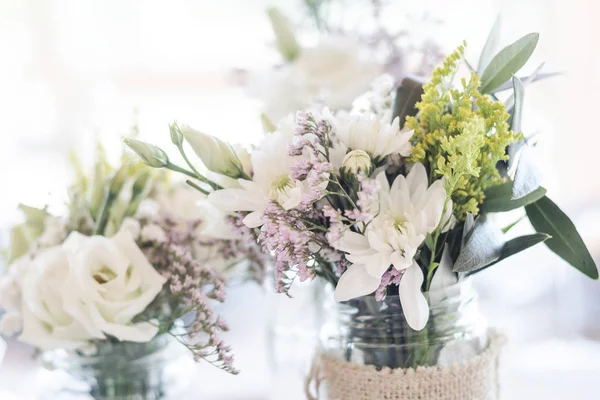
[306,331,505,400]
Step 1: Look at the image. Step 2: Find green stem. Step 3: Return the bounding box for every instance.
[186,180,210,196]
[94,190,117,235]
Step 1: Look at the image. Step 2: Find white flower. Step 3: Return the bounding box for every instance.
[38,216,67,248]
[119,217,141,240]
[256,38,383,121]
[17,247,96,350]
[331,164,451,330]
[61,231,166,342]
[141,224,167,243]
[330,111,413,161]
[208,119,318,228]
[341,149,372,175]
[181,125,245,179]
[0,256,31,335]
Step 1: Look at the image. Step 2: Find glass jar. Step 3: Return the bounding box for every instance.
[320,279,487,370]
[266,278,328,400]
[39,334,192,400]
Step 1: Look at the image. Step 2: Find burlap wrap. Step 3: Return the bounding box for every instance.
[306,331,505,400]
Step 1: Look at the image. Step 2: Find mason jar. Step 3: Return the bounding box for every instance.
[315,279,494,399]
[40,334,191,400]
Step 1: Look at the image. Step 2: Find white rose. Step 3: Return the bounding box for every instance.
[17,247,95,350]
[0,255,32,335]
[256,37,383,121]
[62,231,166,342]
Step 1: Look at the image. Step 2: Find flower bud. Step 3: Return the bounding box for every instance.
[260,113,277,134]
[181,125,245,179]
[123,138,169,168]
[266,7,300,62]
[341,150,373,175]
[169,122,184,147]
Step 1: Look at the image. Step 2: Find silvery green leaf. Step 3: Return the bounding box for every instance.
[505,63,545,111]
[467,233,550,276]
[511,146,540,199]
[477,15,502,73]
[509,76,525,133]
[462,212,475,246]
[453,215,504,272]
[493,71,561,93]
[480,33,539,93]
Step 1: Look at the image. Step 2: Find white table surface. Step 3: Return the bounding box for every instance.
[2,283,600,399]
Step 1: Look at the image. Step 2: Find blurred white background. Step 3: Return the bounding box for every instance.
[1,0,600,398]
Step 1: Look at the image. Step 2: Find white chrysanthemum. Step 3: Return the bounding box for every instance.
[329,111,413,162]
[208,117,317,228]
[331,163,451,330]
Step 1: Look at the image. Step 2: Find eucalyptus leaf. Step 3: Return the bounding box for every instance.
[391,77,425,128]
[480,33,539,93]
[477,15,502,73]
[510,76,525,133]
[505,63,545,112]
[511,146,540,199]
[453,215,504,272]
[482,181,546,212]
[467,233,550,276]
[493,72,561,93]
[525,196,599,279]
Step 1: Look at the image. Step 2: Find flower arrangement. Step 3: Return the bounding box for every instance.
[127,30,597,339]
[0,143,250,375]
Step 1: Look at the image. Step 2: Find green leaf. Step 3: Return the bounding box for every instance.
[467,233,550,276]
[502,216,526,233]
[453,215,504,272]
[477,15,502,73]
[525,196,598,279]
[480,33,539,93]
[493,71,561,93]
[391,77,425,128]
[482,181,546,212]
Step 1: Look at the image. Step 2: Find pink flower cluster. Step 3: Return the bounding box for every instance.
[142,221,238,374]
[259,201,317,293]
[375,267,403,301]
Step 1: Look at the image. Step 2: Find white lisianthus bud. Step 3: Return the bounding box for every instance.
[341,150,373,175]
[260,113,277,134]
[181,125,245,179]
[124,138,169,168]
[266,7,300,62]
[169,122,184,146]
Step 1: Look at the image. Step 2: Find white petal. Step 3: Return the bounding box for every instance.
[364,252,392,278]
[399,262,429,330]
[334,231,370,253]
[406,163,428,195]
[243,211,265,228]
[208,188,262,212]
[375,171,389,192]
[334,264,381,302]
[429,245,458,292]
